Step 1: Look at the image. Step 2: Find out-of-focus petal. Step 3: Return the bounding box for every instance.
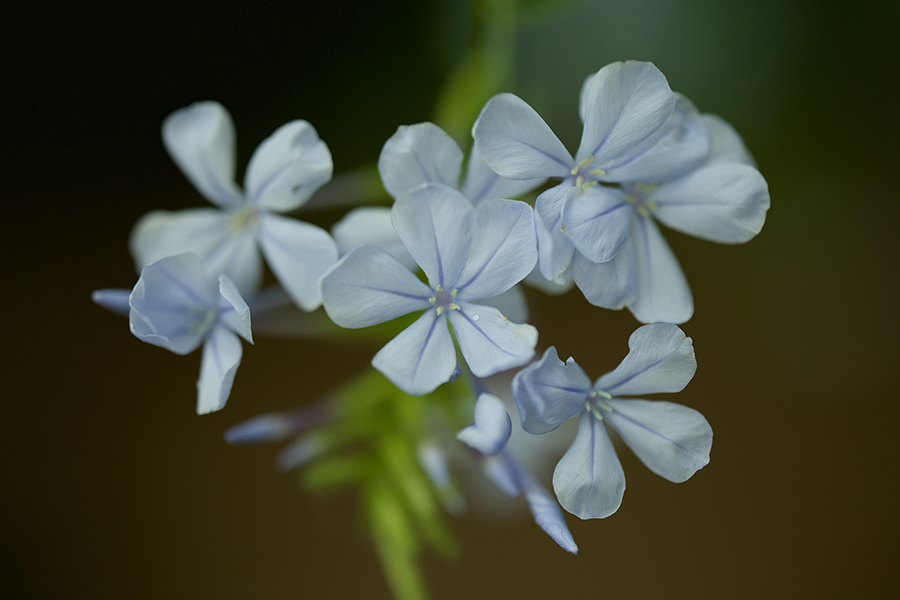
[604,399,712,482]
[475,284,528,324]
[92,289,131,317]
[196,325,242,414]
[456,393,512,456]
[244,120,332,213]
[256,213,339,311]
[372,311,456,395]
[523,264,575,295]
[652,163,770,244]
[626,217,693,324]
[321,245,431,328]
[217,274,253,344]
[128,253,217,355]
[460,145,546,205]
[450,304,537,378]
[456,199,537,300]
[473,93,573,179]
[562,185,632,263]
[553,412,625,519]
[512,346,591,435]
[331,206,416,269]
[129,208,263,296]
[577,62,674,170]
[702,114,756,167]
[377,122,463,198]
[535,185,576,283]
[162,101,244,208]
[275,435,325,472]
[595,323,696,396]
[572,243,637,310]
[392,184,474,288]
[224,401,336,444]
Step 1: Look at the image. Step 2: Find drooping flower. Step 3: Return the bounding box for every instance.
[93,252,253,414]
[321,183,539,395]
[512,323,711,519]
[457,393,578,553]
[130,101,338,311]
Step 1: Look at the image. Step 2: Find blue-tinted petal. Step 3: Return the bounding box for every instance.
[460,145,546,205]
[702,114,756,167]
[275,434,325,472]
[553,411,625,519]
[626,217,693,324]
[562,185,632,263]
[604,399,712,482]
[196,324,243,414]
[595,323,696,396]
[516,461,579,553]
[244,120,332,212]
[377,122,463,198]
[572,244,637,310]
[320,245,432,328]
[473,93,573,179]
[512,346,591,435]
[92,288,131,317]
[475,284,528,324]
[372,311,457,395]
[256,213,338,311]
[162,101,244,208]
[455,199,537,300]
[331,206,416,269]
[456,393,512,456]
[534,185,576,283]
[217,274,253,344]
[392,183,474,288]
[224,400,336,444]
[450,303,537,378]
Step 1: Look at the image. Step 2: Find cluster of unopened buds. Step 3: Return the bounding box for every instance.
[94,61,769,554]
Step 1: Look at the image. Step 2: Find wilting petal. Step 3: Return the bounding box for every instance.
[128,253,217,355]
[331,206,416,269]
[456,393,512,456]
[595,323,696,396]
[456,199,537,300]
[512,346,591,435]
[257,213,338,311]
[244,120,332,212]
[129,208,263,296]
[702,114,756,167]
[392,184,474,288]
[562,186,632,263]
[577,62,674,169]
[516,461,578,554]
[378,122,463,198]
[217,274,253,344]
[450,303,537,378]
[553,411,625,519]
[652,163,770,244]
[572,243,637,310]
[92,288,131,317]
[535,185,576,283]
[460,145,545,205]
[473,93,573,179]
[196,324,242,414]
[627,217,693,324]
[162,101,243,208]
[372,310,457,395]
[604,399,712,483]
[320,245,432,328]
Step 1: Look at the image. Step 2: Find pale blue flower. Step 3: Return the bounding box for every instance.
[130,101,338,311]
[512,323,711,519]
[457,393,578,553]
[321,183,539,395]
[94,253,253,414]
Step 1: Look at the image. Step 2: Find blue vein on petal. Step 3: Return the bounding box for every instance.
[606,403,703,456]
[198,151,240,207]
[454,309,520,357]
[569,199,629,228]
[155,265,207,305]
[456,208,526,294]
[411,313,443,381]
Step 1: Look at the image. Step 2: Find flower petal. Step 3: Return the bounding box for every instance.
[128,253,217,355]
[576,62,674,170]
[217,274,253,344]
[595,323,696,396]
[320,244,432,328]
[512,346,591,435]
[604,399,712,482]
[572,243,637,310]
[377,122,463,198]
[626,217,693,324]
[450,303,538,378]
[129,208,263,296]
[455,199,537,300]
[562,185,633,263]
[456,393,512,456]
[651,163,770,243]
[256,213,339,311]
[516,462,579,554]
[702,114,756,167]
[460,145,546,205]
[472,93,573,179]
[372,310,456,395]
[391,183,474,288]
[244,120,332,212]
[162,101,244,208]
[91,288,131,317]
[553,411,625,519]
[534,184,576,283]
[196,325,242,414]
[331,206,416,269]
[475,284,528,324]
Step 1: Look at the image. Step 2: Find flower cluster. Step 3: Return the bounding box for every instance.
[94,60,768,594]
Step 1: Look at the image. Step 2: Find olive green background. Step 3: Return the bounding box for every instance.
[5,1,898,598]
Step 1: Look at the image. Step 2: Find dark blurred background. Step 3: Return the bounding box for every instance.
[5,0,899,598]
